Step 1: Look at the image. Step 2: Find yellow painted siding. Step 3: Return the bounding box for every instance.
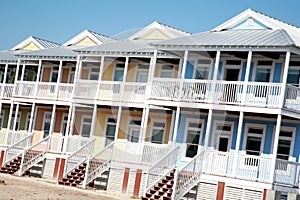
[73,110,93,136]
[102,63,114,81]
[74,36,97,47]
[117,110,142,140]
[21,42,41,51]
[126,64,136,82]
[141,29,171,40]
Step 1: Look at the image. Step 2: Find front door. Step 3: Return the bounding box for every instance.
[224,68,240,102]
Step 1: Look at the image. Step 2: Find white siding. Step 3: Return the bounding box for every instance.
[43,158,55,179]
[224,185,263,200]
[197,182,217,200]
[139,172,147,197]
[107,168,124,192]
[127,169,136,195]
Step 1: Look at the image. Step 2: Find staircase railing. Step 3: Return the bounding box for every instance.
[82,141,115,188]
[145,146,179,195]
[2,133,33,167]
[173,149,206,200]
[63,138,95,177]
[19,135,50,176]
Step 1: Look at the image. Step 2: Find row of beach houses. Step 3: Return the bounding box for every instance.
[1,9,300,200]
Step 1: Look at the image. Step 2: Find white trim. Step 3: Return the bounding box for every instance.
[62,29,105,47]
[113,63,125,81]
[150,119,166,144]
[242,123,267,155]
[192,59,213,80]
[158,64,174,78]
[126,117,142,143]
[60,113,69,136]
[42,111,52,139]
[103,115,117,147]
[25,112,31,131]
[223,60,242,81]
[252,60,275,82]
[0,110,5,130]
[135,65,149,82]
[212,120,234,152]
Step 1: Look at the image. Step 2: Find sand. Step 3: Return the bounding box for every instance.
[0,173,132,200]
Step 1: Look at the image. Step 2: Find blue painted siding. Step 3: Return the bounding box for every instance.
[185,61,194,79]
[231,18,269,30]
[281,122,300,162]
[273,63,282,83]
[248,62,254,81]
[240,62,247,81]
[217,61,223,80]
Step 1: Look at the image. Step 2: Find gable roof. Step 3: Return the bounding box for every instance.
[63,29,116,47]
[213,8,300,47]
[11,36,60,51]
[152,29,296,50]
[128,21,191,41]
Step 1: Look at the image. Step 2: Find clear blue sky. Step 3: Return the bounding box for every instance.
[1,0,300,50]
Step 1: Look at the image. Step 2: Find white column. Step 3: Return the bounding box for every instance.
[114,106,122,141]
[28,103,35,133]
[178,58,183,78]
[172,106,180,144]
[241,51,252,104]
[210,51,221,103]
[0,64,8,98]
[69,105,76,136]
[140,106,150,143]
[168,109,176,144]
[55,60,63,99]
[279,51,291,108]
[95,56,105,100]
[269,114,282,183]
[204,109,213,149]
[49,105,56,136]
[34,60,42,98]
[12,103,20,132]
[5,102,14,145]
[62,106,73,153]
[178,50,189,100]
[20,64,26,81]
[119,57,129,100]
[12,59,21,96]
[90,104,98,138]
[145,50,157,99]
[232,111,244,176]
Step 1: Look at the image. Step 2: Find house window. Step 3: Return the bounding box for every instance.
[160,65,174,78]
[105,117,116,146]
[42,112,52,138]
[50,67,59,82]
[127,119,141,143]
[114,64,125,81]
[89,67,100,80]
[81,115,92,137]
[60,114,68,136]
[214,122,233,152]
[69,67,76,83]
[244,125,265,156]
[136,65,149,82]
[25,112,33,132]
[151,121,166,144]
[194,60,211,80]
[287,69,300,87]
[0,111,4,130]
[254,61,273,82]
[277,130,294,160]
[185,119,203,158]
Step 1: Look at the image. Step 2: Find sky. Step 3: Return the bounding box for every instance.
[1,0,300,50]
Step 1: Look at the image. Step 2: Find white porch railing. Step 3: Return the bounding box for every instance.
[0,84,14,98]
[64,136,91,153]
[74,80,98,99]
[146,146,179,193]
[82,141,115,188]
[14,81,73,101]
[98,81,122,101]
[63,138,95,177]
[2,133,33,167]
[181,80,213,102]
[123,82,146,103]
[284,84,300,111]
[113,141,172,165]
[48,134,64,153]
[274,159,300,187]
[19,135,50,175]
[203,150,272,183]
[151,78,180,101]
[5,131,32,146]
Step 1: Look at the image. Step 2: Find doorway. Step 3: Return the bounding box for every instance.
[223,68,240,102]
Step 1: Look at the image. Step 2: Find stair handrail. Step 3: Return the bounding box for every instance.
[19,135,51,176]
[145,146,179,194]
[173,149,207,200]
[63,138,95,177]
[82,141,115,188]
[2,133,33,167]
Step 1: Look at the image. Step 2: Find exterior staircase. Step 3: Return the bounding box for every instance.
[142,169,175,200]
[58,162,87,187]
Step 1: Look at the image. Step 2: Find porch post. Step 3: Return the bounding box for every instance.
[55,60,63,99]
[34,60,42,98]
[269,114,282,183]
[20,64,26,81]
[49,104,56,136]
[145,50,157,99]
[140,106,150,143]
[1,64,8,98]
[12,103,20,132]
[231,111,244,176]
[210,51,221,103]
[241,51,252,105]
[62,105,73,153]
[168,109,176,144]
[28,103,35,133]
[90,104,98,138]
[95,56,105,100]
[114,106,122,141]
[172,106,180,144]
[178,50,188,100]
[279,51,290,108]
[120,57,129,99]
[204,109,213,149]
[76,56,83,80]
[5,102,14,145]
[69,105,76,137]
[12,59,21,96]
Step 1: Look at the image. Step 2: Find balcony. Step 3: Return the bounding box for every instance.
[14,81,74,101]
[74,80,146,103]
[0,83,14,99]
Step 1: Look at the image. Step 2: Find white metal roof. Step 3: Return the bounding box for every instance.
[11,36,60,50]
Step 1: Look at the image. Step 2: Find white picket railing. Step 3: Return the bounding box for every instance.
[74,80,98,99]
[123,82,146,103]
[14,81,35,97]
[151,78,180,101]
[19,135,50,175]
[57,84,74,101]
[2,84,14,98]
[64,138,95,177]
[214,81,244,104]
[113,141,172,165]
[181,80,213,102]
[173,150,206,200]
[2,133,33,167]
[48,134,64,153]
[274,159,300,187]
[98,81,122,101]
[284,84,300,111]
[64,136,91,153]
[82,141,115,188]
[5,131,32,146]
[146,146,179,193]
